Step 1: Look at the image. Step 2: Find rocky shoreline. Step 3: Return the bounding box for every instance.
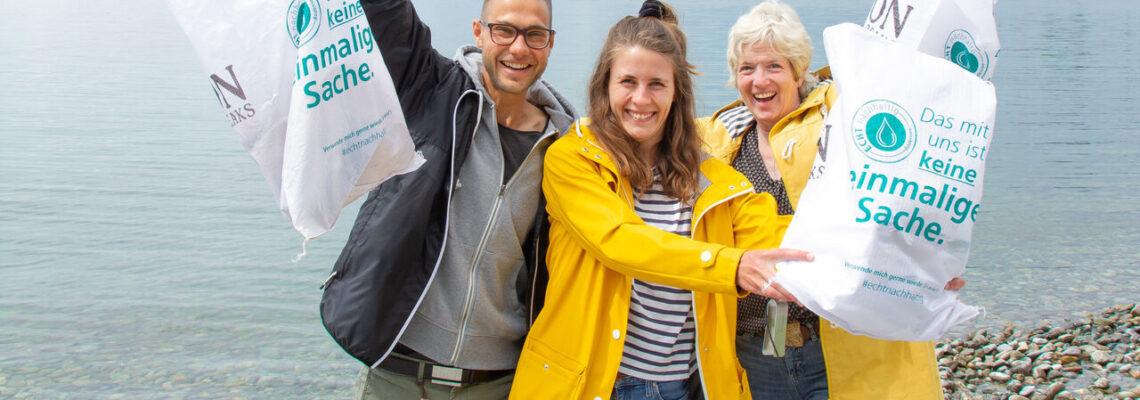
[938,304,1140,399]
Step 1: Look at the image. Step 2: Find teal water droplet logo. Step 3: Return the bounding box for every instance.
[950,42,980,73]
[866,113,906,152]
[850,100,917,163]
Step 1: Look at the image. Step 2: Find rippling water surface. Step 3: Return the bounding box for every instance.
[1,0,1137,398]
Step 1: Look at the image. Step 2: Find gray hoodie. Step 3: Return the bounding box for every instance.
[399,45,576,370]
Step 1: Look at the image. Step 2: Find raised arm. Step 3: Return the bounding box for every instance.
[361,0,450,95]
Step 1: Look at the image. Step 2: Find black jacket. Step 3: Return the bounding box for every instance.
[319,0,566,367]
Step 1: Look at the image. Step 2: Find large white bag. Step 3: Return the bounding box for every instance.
[776,23,993,341]
[863,0,1000,80]
[168,0,423,239]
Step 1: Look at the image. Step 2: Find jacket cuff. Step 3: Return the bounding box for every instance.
[711,246,748,296]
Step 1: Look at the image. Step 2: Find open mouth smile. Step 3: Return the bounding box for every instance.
[627,110,655,121]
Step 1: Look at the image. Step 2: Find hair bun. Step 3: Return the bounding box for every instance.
[638,0,665,19]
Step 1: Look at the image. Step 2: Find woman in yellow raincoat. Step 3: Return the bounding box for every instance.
[510,1,810,399]
[697,1,962,399]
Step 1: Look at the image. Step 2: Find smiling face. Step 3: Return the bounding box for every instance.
[607,46,676,161]
[735,42,804,133]
[474,0,553,97]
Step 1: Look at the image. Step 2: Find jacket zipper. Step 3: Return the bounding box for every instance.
[450,123,553,364]
[450,183,506,364]
[528,129,559,327]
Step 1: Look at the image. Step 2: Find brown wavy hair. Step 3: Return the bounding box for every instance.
[587,2,701,204]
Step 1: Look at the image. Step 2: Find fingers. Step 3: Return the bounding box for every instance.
[944,277,966,291]
[761,281,799,303]
[736,248,813,300]
[748,248,814,263]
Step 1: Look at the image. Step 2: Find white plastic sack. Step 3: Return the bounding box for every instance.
[863,0,1000,80]
[776,23,994,341]
[168,0,423,239]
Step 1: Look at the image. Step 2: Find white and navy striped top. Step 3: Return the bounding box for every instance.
[618,177,698,382]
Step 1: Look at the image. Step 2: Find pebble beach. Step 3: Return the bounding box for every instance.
[939,304,1140,399]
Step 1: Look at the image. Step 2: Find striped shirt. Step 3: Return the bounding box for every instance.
[618,178,697,381]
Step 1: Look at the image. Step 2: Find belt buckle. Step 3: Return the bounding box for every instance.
[430,365,464,387]
[786,320,804,347]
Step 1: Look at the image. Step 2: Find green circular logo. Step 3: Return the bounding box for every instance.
[286,0,322,48]
[850,100,917,163]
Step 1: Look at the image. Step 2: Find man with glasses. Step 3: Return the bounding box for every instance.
[321,0,575,399]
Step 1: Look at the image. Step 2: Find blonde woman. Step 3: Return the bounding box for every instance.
[699,1,962,398]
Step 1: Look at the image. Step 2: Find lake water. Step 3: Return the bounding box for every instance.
[1,0,1137,398]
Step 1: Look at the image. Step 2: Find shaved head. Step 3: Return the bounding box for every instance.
[482,0,553,23]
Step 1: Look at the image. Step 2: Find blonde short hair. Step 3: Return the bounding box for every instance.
[726,1,813,88]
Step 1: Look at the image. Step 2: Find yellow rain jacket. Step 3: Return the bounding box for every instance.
[510,122,791,400]
[696,67,943,400]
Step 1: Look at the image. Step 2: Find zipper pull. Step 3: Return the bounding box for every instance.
[320,271,337,290]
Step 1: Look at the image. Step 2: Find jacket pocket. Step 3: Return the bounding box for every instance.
[512,339,585,399]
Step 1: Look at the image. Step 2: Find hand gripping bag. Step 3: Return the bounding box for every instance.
[776,23,994,341]
[168,0,423,239]
[863,0,1000,80]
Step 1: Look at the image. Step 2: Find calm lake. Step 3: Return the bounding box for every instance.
[1,0,1137,398]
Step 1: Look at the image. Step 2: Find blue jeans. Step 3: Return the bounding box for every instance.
[736,332,829,400]
[611,375,691,400]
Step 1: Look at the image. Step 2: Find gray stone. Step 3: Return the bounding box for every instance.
[1008,379,1024,393]
[1021,385,1038,396]
[1094,378,1111,390]
[989,371,1012,383]
[999,343,1015,353]
[1045,327,1068,339]
[1058,334,1076,343]
[1009,396,1031,400]
[1046,382,1067,399]
[935,344,951,358]
[1012,360,1034,375]
[1033,364,1052,379]
[1054,391,1076,400]
[1092,350,1114,365]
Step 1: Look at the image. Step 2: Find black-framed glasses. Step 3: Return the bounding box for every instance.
[480,20,555,49]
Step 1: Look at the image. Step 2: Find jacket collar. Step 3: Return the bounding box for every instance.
[569,120,749,212]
